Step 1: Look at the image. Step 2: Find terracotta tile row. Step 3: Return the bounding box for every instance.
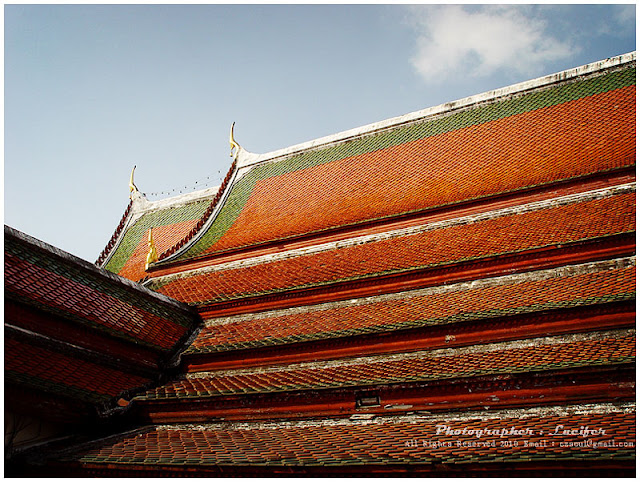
[188,264,635,353]
[139,332,635,399]
[154,191,635,305]
[71,408,635,467]
[5,337,150,399]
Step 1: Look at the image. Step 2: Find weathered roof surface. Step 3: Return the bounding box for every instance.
[6,226,198,351]
[185,258,635,355]
[136,329,634,399]
[5,226,201,418]
[173,55,635,261]
[148,186,634,305]
[60,404,634,474]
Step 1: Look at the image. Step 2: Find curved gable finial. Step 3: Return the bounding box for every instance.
[129,166,139,198]
[230,122,241,160]
[228,122,260,166]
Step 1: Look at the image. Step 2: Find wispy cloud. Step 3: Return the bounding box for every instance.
[407,5,577,83]
[605,4,635,35]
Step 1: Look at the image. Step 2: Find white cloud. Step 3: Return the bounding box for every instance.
[407,5,577,83]
[608,4,635,35]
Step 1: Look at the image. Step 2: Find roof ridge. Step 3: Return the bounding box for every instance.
[95,199,133,266]
[155,159,237,263]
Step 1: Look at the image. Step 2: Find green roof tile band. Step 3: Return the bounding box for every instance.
[104,197,211,275]
[185,291,636,354]
[180,67,635,259]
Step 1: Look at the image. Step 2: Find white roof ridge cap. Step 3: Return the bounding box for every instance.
[238,51,636,169]
[131,184,222,215]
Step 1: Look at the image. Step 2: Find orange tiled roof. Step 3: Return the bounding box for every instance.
[187,261,635,354]
[139,330,634,399]
[177,65,635,260]
[151,190,635,305]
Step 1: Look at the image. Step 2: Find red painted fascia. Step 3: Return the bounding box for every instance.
[134,366,635,423]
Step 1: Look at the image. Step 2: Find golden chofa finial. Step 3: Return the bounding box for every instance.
[145,228,158,270]
[229,122,241,160]
[129,165,139,198]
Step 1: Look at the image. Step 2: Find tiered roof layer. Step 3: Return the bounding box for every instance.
[98,55,635,282]
[5,226,201,420]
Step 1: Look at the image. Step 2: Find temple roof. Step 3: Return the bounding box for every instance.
[98,52,636,281]
[9,53,636,476]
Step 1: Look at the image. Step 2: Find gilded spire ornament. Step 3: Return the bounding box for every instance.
[129,165,139,198]
[145,228,158,270]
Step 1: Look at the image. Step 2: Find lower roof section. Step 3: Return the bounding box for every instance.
[5,226,199,353]
[186,257,635,356]
[5,335,152,405]
[137,329,634,401]
[55,403,635,475]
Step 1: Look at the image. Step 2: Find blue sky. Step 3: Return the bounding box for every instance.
[4,4,636,262]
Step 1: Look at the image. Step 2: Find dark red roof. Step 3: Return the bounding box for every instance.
[65,405,634,472]
[5,226,198,352]
[4,226,201,418]
[5,337,151,404]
